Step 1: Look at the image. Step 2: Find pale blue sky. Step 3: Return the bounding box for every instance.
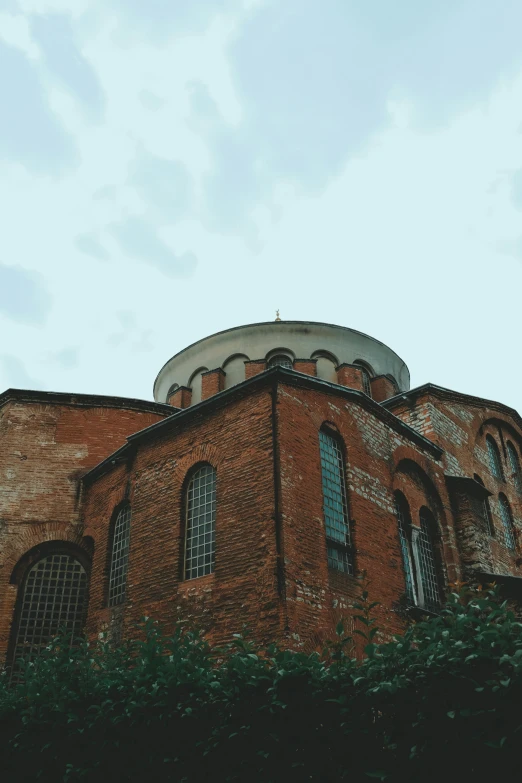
[1,0,522,412]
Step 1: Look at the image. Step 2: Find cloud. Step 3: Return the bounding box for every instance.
[75,232,109,261]
[193,0,522,236]
[50,346,79,369]
[30,13,106,122]
[129,148,192,220]
[109,0,243,40]
[116,310,136,329]
[496,236,522,261]
[0,41,78,174]
[138,89,164,112]
[511,170,522,209]
[0,262,52,324]
[109,217,197,277]
[0,355,44,390]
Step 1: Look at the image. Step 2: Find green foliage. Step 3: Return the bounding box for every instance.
[1,583,522,781]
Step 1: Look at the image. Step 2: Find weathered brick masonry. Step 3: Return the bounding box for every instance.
[2,322,522,667]
[0,390,171,661]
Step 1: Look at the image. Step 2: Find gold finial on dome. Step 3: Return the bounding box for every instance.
[275,309,281,321]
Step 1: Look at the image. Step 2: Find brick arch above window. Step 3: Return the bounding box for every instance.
[183,463,217,580]
[486,435,504,481]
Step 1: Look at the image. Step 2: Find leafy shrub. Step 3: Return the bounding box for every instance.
[1,582,521,781]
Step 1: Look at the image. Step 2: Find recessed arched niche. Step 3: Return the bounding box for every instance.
[312,351,338,383]
[188,367,208,405]
[222,353,250,389]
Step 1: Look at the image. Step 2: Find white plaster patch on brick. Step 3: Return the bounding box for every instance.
[428,404,468,446]
[444,453,464,476]
[347,465,394,512]
[474,446,489,470]
[446,404,475,424]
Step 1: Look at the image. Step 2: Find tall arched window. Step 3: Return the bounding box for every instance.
[353,361,373,397]
[108,504,132,607]
[10,551,89,671]
[394,492,417,604]
[184,464,217,580]
[486,435,504,481]
[318,428,352,574]
[473,474,494,535]
[498,493,516,550]
[417,508,442,612]
[268,354,293,370]
[507,442,522,495]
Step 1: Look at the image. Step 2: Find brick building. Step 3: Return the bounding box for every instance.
[1,319,522,667]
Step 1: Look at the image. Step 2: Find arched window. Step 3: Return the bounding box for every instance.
[108,504,131,607]
[318,428,352,574]
[184,464,217,580]
[166,384,179,402]
[10,551,89,672]
[394,492,417,604]
[473,474,494,536]
[268,354,293,370]
[507,442,522,495]
[417,508,442,612]
[486,435,504,481]
[498,493,516,550]
[353,360,373,397]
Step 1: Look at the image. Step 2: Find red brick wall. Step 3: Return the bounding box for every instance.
[390,391,522,579]
[82,388,282,649]
[336,364,365,392]
[371,376,398,402]
[169,387,192,409]
[293,359,317,376]
[245,360,266,379]
[274,382,457,650]
[201,368,226,400]
[0,398,169,663]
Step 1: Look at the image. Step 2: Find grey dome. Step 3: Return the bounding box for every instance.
[153,321,410,404]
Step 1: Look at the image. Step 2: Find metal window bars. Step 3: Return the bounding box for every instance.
[185,465,217,580]
[11,553,88,675]
[108,505,131,606]
[319,429,353,574]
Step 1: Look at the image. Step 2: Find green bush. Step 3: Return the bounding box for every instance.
[1,582,522,782]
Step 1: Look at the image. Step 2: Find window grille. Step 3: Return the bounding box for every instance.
[185,465,216,580]
[108,505,131,606]
[486,436,504,480]
[11,554,88,671]
[318,429,352,574]
[268,354,293,369]
[353,361,373,397]
[360,369,372,397]
[473,474,494,535]
[417,509,441,611]
[507,442,522,494]
[395,494,417,603]
[498,494,516,550]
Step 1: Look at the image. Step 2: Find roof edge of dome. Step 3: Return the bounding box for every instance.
[153,320,410,397]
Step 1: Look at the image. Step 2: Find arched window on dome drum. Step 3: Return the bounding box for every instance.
[184,464,217,580]
[486,435,504,481]
[268,354,293,370]
[353,361,372,397]
[498,493,516,550]
[417,508,442,612]
[318,428,353,574]
[394,492,417,604]
[108,504,132,607]
[166,384,179,402]
[10,553,88,674]
[473,474,495,536]
[507,441,522,495]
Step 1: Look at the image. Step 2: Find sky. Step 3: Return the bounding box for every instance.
[1,0,522,413]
